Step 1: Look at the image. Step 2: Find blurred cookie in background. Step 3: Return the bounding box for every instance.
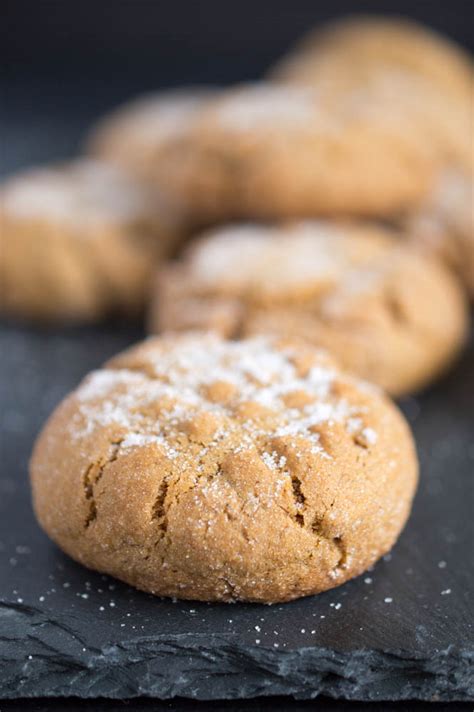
[151,221,468,396]
[0,159,183,323]
[271,15,473,106]
[404,169,474,297]
[87,86,219,220]
[147,82,436,223]
[277,67,470,173]
[271,17,472,168]
[270,15,473,293]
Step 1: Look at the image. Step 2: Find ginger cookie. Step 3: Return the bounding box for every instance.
[30,332,418,603]
[152,222,468,395]
[0,159,182,322]
[147,82,435,222]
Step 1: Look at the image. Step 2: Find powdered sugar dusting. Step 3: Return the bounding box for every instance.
[361,427,378,445]
[77,370,145,402]
[213,85,317,132]
[2,159,153,228]
[96,88,217,148]
[71,334,377,481]
[187,223,351,294]
[183,221,394,298]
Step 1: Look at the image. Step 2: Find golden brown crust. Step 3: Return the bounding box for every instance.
[151,221,468,395]
[148,82,436,222]
[0,159,183,322]
[30,332,418,603]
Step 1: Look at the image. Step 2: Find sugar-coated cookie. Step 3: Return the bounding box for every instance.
[30,332,418,603]
[148,82,435,222]
[0,159,182,322]
[152,222,468,395]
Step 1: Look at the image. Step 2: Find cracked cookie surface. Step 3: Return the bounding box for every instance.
[152,221,468,396]
[30,332,418,603]
[0,159,182,322]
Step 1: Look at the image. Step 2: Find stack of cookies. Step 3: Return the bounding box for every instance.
[9,16,474,602]
[88,15,472,398]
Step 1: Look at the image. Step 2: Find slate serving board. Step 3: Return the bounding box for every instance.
[0,322,473,703]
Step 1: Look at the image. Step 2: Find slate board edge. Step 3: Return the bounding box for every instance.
[1,602,472,702]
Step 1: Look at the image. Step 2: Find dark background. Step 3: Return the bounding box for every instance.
[2,0,473,175]
[1,2,473,711]
[3,0,474,81]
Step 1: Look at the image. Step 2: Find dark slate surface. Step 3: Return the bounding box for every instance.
[0,322,473,702]
[0,697,471,712]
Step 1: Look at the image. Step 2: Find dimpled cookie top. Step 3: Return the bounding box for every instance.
[1,159,158,229]
[74,333,379,460]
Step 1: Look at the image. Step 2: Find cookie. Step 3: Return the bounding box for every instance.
[152,222,468,395]
[87,87,218,215]
[30,332,418,603]
[270,14,473,170]
[148,82,435,222]
[271,16,473,106]
[0,159,182,322]
[270,19,473,293]
[405,169,474,297]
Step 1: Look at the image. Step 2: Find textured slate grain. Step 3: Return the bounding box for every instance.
[0,324,473,702]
